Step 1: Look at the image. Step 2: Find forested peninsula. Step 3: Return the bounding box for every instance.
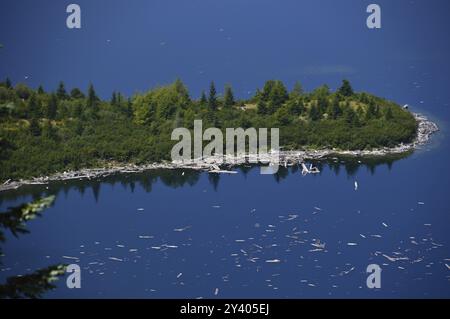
[0,78,435,186]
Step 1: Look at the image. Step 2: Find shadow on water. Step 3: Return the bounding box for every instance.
[0,152,411,205]
[0,197,66,299]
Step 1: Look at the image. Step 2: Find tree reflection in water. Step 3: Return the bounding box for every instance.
[0,153,411,205]
[0,196,66,299]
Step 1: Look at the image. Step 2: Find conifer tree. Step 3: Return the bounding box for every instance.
[223,84,235,108]
[208,81,217,110]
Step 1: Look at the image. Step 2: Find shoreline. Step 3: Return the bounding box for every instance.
[0,113,439,192]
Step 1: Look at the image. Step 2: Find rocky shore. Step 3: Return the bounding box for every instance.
[0,113,439,192]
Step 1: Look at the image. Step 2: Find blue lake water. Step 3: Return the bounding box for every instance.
[1,120,449,298]
[1,0,450,299]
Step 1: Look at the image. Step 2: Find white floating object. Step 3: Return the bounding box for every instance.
[382,254,409,262]
[347,243,358,246]
[266,259,281,263]
[137,208,145,211]
[418,202,425,205]
[340,266,355,276]
[214,288,219,296]
[163,244,178,249]
[177,272,183,279]
[382,222,388,228]
[311,240,326,249]
[108,257,123,262]
[174,226,191,232]
[62,256,79,260]
[354,181,358,191]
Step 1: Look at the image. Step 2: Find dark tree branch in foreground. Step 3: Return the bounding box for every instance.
[0,196,66,299]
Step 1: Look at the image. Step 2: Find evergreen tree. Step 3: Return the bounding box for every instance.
[257,100,268,115]
[74,119,83,136]
[43,121,57,140]
[73,103,83,119]
[327,96,341,119]
[111,91,117,107]
[291,81,303,97]
[223,84,235,108]
[254,88,262,100]
[5,77,12,89]
[366,101,376,120]
[313,84,330,98]
[270,80,288,107]
[174,78,190,101]
[28,93,40,119]
[260,80,288,114]
[344,107,357,125]
[287,98,304,116]
[309,105,321,121]
[275,106,291,126]
[261,80,274,101]
[29,118,41,136]
[70,88,85,99]
[356,106,364,126]
[56,81,68,100]
[126,98,133,118]
[37,85,45,94]
[359,92,369,104]
[317,96,329,114]
[87,83,99,112]
[338,79,354,97]
[46,94,58,120]
[208,81,217,110]
[199,91,207,105]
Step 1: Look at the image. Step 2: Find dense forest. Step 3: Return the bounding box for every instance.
[0,78,417,181]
